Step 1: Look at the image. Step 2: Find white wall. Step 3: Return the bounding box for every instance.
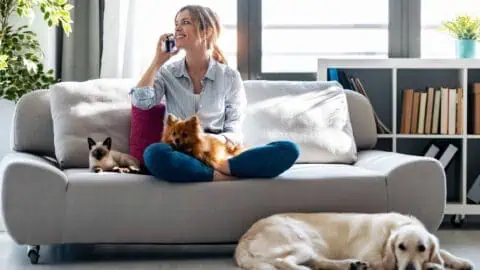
[8,6,57,70]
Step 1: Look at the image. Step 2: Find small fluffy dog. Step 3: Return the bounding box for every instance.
[235,212,474,270]
[88,137,141,173]
[161,114,244,169]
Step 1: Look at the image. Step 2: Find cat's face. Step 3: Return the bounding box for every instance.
[88,137,111,161]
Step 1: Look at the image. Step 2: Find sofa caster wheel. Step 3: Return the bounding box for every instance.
[451,215,465,228]
[27,245,40,264]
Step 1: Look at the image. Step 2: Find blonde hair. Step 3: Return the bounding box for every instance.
[177,5,228,65]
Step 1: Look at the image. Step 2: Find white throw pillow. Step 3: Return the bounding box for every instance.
[242,80,357,164]
[50,78,136,168]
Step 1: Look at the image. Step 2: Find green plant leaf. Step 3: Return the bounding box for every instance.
[440,15,480,40]
[0,55,8,70]
[1,0,73,102]
[64,4,73,11]
[22,58,38,74]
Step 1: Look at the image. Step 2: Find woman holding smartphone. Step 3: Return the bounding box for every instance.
[130,5,299,182]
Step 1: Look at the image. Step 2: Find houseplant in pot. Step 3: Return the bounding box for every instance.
[441,15,480,58]
[0,0,73,168]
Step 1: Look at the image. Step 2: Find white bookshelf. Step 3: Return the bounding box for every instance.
[318,58,480,226]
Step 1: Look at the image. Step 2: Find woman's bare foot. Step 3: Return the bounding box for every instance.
[212,170,237,181]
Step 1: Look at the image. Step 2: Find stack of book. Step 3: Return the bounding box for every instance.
[400,87,463,135]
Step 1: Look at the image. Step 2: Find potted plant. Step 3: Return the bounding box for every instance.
[441,15,480,59]
[0,0,74,102]
[0,0,73,163]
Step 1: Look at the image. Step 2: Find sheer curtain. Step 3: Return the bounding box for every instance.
[100,0,237,79]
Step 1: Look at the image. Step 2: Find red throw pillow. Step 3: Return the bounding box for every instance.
[129,104,166,165]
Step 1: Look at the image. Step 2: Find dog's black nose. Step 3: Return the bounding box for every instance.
[175,139,180,145]
[405,263,415,270]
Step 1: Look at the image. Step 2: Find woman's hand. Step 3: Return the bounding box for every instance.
[153,33,179,68]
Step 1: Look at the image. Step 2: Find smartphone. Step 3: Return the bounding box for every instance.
[162,35,176,53]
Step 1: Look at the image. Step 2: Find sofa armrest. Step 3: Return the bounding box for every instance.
[1,152,67,245]
[354,150,446,231]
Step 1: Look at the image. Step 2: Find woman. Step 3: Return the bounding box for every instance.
[130,5,299,182]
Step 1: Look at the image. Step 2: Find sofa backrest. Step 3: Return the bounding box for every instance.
[343,89,377,150]
[12,80,377,158]
[11,89,56,157]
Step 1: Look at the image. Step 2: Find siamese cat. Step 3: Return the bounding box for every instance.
[88,137,141,174]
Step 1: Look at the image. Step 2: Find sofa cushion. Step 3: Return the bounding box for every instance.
[129,104,166,165]
[243,80,358,164]
[60,165,386,243]
[12,90,55,157]
[50,78,136,168]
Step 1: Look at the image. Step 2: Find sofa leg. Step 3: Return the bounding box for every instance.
[27,245,40,264]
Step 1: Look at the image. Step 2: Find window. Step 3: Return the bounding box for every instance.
[421,0,480,58]
[261,0,389,73]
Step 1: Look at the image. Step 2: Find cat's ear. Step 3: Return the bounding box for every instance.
[88,137,96,150]
[102,137,112,150]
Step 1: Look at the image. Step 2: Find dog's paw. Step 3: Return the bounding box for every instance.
[94,167,103,173]
[447,259,474,270]
[425,262,445,270]
[349,260,369,270]
[112,166,121,173]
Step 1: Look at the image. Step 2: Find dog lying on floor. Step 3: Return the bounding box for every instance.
[235,212,474,270]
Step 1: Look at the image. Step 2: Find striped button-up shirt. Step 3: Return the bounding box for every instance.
[129,57,246,145]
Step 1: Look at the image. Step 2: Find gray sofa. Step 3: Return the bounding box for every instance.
[1,80,446,264]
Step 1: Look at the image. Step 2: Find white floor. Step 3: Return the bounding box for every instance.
[0,230,478,269]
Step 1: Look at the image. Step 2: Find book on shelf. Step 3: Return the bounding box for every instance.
[425,87,434,134]
[438,144,458,169]
[424,144,440,158]
[440,88,449,134]
[424,143,457,169]
[467,174,480,204]
[432,89,441,134]
[411,91,420,134]
[418,92,427,134]
[474,83,480,134]
[400,87,463,135]
[457,88,463,135]
[448,89,457,135]
[400,89,414,134]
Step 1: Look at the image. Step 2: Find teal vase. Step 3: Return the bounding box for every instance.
[456,39,477,58]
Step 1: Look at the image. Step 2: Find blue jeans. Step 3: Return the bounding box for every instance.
[143,141,300,182]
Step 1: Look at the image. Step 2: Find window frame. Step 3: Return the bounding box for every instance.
[237,0,422,81]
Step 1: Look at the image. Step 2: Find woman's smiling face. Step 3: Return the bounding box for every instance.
[175,10,201,50]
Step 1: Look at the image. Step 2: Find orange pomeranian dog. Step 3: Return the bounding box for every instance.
[161,114,244,169]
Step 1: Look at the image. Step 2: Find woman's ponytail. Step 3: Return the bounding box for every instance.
[212,44,227,65]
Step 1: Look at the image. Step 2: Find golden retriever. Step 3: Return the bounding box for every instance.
[234,212,474,270]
